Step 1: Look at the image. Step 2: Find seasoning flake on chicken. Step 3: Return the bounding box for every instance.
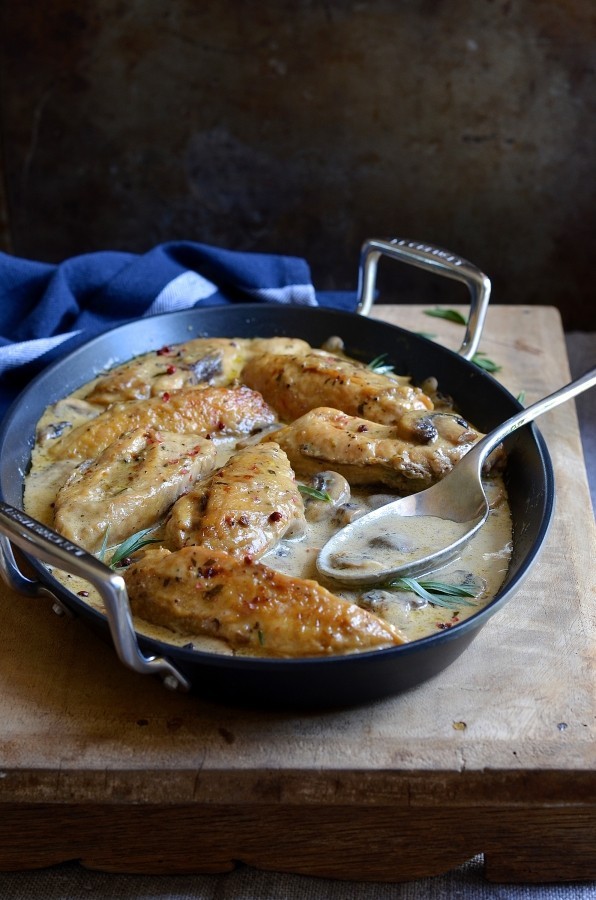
[241,350,433,424]
[165,441,306,559]
[265,406,491,492]
[123,546,405,657]
[54,428,218,552]
[47,386,277,461]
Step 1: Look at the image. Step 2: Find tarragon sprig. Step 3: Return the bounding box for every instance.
[367,353,395,375]
[98,527,111,564]
[471,351,502,374]
[386,576,478,610]
[424,307,468,325]
[109,525,162,568]
[298,484,331,502]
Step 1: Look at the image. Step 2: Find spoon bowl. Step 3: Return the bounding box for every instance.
[317,366,596,585]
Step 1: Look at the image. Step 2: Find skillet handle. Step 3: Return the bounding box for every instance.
[356,237,491,361]
[0,501,190,692]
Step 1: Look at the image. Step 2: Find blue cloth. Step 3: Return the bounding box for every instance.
[0,241,357,419]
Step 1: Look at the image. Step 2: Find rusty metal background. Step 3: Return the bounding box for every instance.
[1,1,595,329]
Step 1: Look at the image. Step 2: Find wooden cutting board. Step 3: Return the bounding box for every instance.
[0,305,594,883]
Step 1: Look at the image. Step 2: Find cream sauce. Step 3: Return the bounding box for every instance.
[23,344,513,654]
[262,484,511,643]
[323,515,473,575]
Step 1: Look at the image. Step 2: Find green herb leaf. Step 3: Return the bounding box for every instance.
[417,580,477,598]
[367,353,395,374]
[472,352,502,373]
[422,310,501,372]
[98,527,110,563]
[516,390,526,405]
[386,576,478,609]
[423,307,468,325]
[298,484,332,502]
[389,576,437,603]
[109,525,162,568]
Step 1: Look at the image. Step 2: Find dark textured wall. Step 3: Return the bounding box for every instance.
[1,1,595,329]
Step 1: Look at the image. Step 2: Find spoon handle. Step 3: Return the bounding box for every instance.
[469,365,596,469]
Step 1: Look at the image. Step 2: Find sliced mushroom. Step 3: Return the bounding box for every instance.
[36,397,102,446]
[302,470,351,522]
[360,588,427,614]
[394,411,438,444]
[435,569,487,596]
[332,501,367,527]
[429,412,476,443]
[37,420,72,444]
[190,350,224,383]
[395,410,476,445]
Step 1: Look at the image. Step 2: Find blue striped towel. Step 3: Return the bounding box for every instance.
[0,241,357,419]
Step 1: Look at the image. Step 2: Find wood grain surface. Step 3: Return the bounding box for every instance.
[0,305,594,882]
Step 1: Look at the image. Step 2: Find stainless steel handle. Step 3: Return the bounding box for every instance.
[0,502,190,692]
[356,237,492,360]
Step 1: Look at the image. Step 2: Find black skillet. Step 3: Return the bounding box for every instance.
[0,239,554,706]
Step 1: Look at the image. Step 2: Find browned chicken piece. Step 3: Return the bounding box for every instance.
[165,442,306,559]
[85,336,312,406]
[47,386,277,461]
[123,546,405,657]
[85,338,248,406]
[265,407,491,492]
[54,428,218,552]
[247,336,311,357]
[241,350,433,424]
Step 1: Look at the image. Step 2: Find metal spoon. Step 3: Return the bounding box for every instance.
[317,366,596,585]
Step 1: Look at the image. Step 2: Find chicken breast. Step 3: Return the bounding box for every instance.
[84,338,247,406]
[54,428,218,552]
[241,350,433,424]
[247,336,312,357]
[265,407,488,492]
[123,546,405,657]
[47,386,277,461]
[165,442,306,559]
[85,336,313,406]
